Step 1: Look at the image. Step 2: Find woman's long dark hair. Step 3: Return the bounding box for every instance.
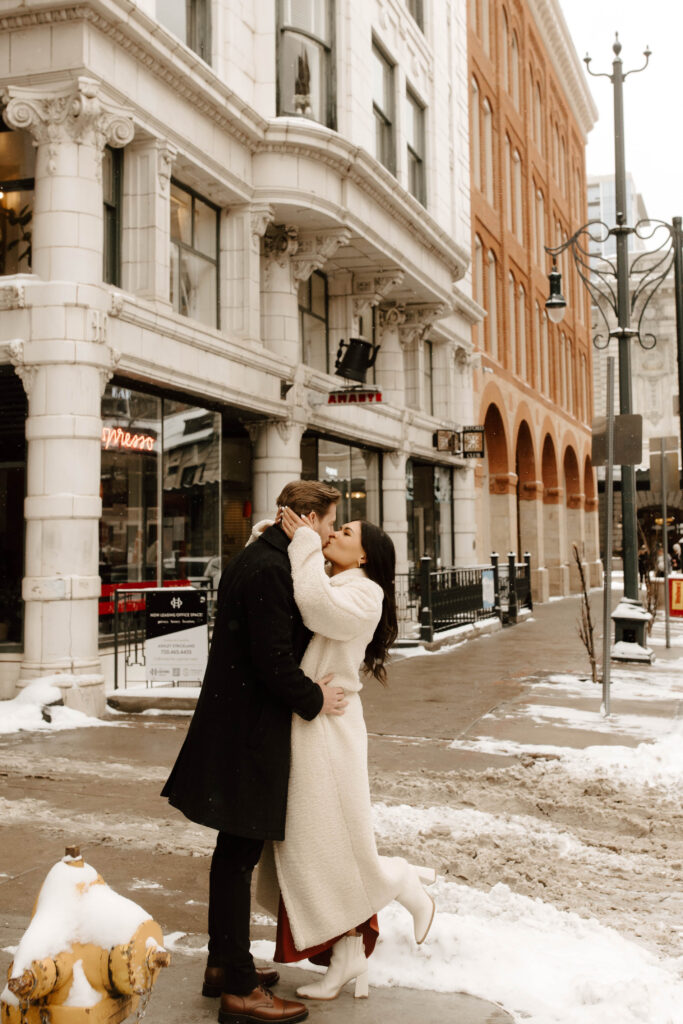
[359,522,398,686]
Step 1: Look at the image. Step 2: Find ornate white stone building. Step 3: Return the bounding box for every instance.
[0,0,481,709]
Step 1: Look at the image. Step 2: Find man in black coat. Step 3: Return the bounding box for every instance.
[162,480,344,1024]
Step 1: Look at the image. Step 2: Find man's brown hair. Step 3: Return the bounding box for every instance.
[276,480,341,517]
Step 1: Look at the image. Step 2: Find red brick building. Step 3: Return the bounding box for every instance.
[468,0,600,599]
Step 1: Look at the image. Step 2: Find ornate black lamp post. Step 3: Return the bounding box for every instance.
[544,36,683,655]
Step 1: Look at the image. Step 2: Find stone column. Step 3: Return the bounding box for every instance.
[248,419,306,524]
[567,493,586,592]
[121,137,176,302]
[453,464,477,566]
[544,486,569,596]
[489,472,517,558]
[585,498,603,586]
[2,80,133,712]
[3,78,134,284]
[260,225,351,364]
[375,306,407,407]
[222,202,272,340]
[382,450,410,574]
[398,302,450,412]
[519,480,549,602]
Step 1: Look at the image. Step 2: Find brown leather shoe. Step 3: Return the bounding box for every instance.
[203,967,280,998]
[218,986,307,1023]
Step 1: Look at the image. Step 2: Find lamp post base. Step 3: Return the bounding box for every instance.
[610,598,655,664]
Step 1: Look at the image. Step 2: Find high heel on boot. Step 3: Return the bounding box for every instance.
[396,865,436,944]
[296,934,368,1000]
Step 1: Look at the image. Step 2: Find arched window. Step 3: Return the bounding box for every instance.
[483,99,494,206]
[501,10,509,91]
[508,272,517,374]
[518,284,527,380]
[487,250,498,359]
[542,311,549,395]
[536,189,545,264]
[534,300,542,389]
[534,82,543,153]
[559,333,567,407]
[510,32,520,108]
[560,136,567,195]
[474,234,484,346]
[567,338,574,415]
[513,149,523,243]
[504,135,513,232]
[471,77,481,191]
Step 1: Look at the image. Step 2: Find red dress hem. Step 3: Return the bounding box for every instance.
[273,897,379,966]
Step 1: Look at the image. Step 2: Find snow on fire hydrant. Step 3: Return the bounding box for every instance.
[1,846,170,1024]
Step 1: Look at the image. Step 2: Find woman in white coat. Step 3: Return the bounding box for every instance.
[255,506,436,1001]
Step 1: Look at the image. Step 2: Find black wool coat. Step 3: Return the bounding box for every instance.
[161,525,324,840]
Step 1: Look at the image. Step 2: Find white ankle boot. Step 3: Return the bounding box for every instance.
[296,934,368,1000]
[396,864,436,944]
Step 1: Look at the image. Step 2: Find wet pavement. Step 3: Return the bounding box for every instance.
[2,588,681,1024]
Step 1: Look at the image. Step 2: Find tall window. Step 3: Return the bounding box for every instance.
[513,150,523,243]
[407,0,424,30]
[559,333,567,407]
[483,99,494,205]
[155,0,211,62]
[170,180,219,329]
[536,189,545,265]
[504,136,513,232]
[278,0,335,128]
[299,270,328,372]
[487,251,498,359]
[541,311,549,394]
[471,78,481,191]
[372,42,395,174]
[103,146,123,287]
[534,83,543,152]
[406,88,426,205]
[534,302,542,390]
[567,338,574,415]
[510,32,520,108]
[508,272,517,374]
[424,339,434,415]
[518,285,527,380]
[0,126,34,276]
[481,0,491,55]
[501,10,509,89]
[474,234,484,347]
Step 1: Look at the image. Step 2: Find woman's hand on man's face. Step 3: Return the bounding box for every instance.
[280,505,315,539]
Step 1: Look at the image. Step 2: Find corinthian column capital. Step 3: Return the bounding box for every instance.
[290,228,352,282]
[397,302,451,348]
[2,77,134,170]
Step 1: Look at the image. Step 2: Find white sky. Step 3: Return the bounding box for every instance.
[560,0,683,224]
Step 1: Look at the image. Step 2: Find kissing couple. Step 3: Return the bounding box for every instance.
[162,479,436,1023]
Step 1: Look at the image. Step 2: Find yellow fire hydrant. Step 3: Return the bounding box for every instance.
[1,846,170,1024]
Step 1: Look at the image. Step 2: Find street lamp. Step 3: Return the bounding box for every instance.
[544,35,683,658]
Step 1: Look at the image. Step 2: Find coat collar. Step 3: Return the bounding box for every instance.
[329,567,367,585]
[260,524,290,553]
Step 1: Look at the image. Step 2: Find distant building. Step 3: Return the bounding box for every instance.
[587,173,650,258]
[468,0,600,601]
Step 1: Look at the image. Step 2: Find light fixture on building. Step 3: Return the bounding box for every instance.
[544,261,567,324]
[461,426,486,458]
[334,337,381,384]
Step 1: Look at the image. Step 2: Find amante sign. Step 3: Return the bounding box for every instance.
[327,389,382,405]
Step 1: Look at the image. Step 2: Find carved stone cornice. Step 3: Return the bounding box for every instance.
[263,224,299,269]
[290,228,352,283]
[242,417,306,448]
[397,302,451,348]
[352,269,405,319]
[2,78,134,170]
[156,140,177,197]
[8,339,36,397]
[250,204,275,247]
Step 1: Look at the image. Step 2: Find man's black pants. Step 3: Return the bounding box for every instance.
[208,832,264,995]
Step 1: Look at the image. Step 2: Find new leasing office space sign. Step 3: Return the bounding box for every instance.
[146,588,208,684]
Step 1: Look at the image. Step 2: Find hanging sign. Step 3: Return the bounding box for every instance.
[146,588,208,683]
[461,426,486,458]
[328,389,382,404]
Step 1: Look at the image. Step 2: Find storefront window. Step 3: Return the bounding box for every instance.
[170,180,219,329]
[0,126,35,276]
[406,460,440,565]
[277,0,335,129]
[299,270,328,372]
[0,371,27,646]
[301,435,381,525]
[99,383,222,638]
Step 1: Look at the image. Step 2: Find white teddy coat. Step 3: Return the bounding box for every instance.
[254,526,408,950]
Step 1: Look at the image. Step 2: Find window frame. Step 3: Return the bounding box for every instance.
[298,269,329,373]
[169,177,221,329]
[277,0,336,130]
[155,0,211,63]
[103,145,123,288]
[405,86,427,206]
[407,0,424,31]
[372,39,396,175]
[0,123,35,277]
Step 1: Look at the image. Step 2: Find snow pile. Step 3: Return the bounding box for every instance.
[252,878,683,1024]
[2,856,152,1007]
[0,677,111,735]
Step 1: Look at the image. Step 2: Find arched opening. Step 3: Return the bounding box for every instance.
[485,403,508,476]
[515,420,536,557]
[483,403,513,556]
[541,433,558,492]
